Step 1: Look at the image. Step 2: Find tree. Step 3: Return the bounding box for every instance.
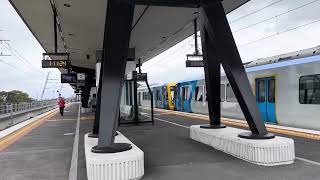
[0,90,34,103]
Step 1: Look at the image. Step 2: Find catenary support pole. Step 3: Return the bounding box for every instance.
[91,0,135,153]
[200,25,225,129]
[200,1,274,139]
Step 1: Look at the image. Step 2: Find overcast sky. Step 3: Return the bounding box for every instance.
[1,0,320,98]
[141,0,320,85]
[0,0,74,100]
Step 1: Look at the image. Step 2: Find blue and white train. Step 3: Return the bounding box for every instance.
[138,47,320,130]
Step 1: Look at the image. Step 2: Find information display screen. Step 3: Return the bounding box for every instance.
[42,60,70,68]
[61,74,77,83]
[186,60,204,67]
[137,73,148,81]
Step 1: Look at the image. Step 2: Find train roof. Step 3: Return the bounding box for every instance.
[244,46,320,68]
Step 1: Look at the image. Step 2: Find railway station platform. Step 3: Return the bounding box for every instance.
[1,103,320,180]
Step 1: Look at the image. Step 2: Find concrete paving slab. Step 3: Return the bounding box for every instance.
[0,103,81,180]
[119,110,320,180]
[1,104,319,180]
[150,110,320,163]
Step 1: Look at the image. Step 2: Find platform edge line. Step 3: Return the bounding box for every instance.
[69,103,81,180]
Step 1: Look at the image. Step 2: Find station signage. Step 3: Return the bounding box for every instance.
[136,73,148,81]
[77,73,86,84]
[61,73,77,83]
[42,60,70,68]
[186,60,204,67]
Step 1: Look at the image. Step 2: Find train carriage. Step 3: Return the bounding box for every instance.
[138,47,320,130]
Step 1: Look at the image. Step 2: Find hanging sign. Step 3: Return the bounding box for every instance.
[186,60,204,67]
[42,60,70,68]
[185,54,204,67]
[136,73,148,81]
[61,73,77,83]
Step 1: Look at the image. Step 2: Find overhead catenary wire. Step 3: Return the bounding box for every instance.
[141,38,195,70]
[140,1,284,71]
[229,0,284,24]
[5,42,47,76]
[0,42,47,77]
[232,0,320,33]
[238,17,320,47]
[0,59,18,69]
[142,45,195,72]
[143,0,320,71]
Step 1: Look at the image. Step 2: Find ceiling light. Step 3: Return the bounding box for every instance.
[64,4,71,7]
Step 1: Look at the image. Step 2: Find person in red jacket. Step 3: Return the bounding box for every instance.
[58,97,66,116]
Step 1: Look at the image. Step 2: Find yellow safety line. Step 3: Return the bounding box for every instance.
[150,108,320,140]
[80,116,95,120]
[0,108,59,151]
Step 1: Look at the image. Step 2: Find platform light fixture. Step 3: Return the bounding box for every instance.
[63,3,71,7]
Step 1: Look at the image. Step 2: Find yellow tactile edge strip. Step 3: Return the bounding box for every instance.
[0,107,60,151]
[141,107,320,140]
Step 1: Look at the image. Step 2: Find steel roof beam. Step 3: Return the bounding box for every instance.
[132,0,221,8]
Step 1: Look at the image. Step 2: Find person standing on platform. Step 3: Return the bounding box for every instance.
[58,97,65,116]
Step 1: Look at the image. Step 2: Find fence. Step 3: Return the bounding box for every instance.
[0,100,57,119]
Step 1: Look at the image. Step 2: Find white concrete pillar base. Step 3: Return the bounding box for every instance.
[84,132,144,180]
[190,125,295,166]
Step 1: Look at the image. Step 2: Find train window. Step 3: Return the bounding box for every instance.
[165,91,168,100]
[181,87,185,101]
[143,92,149,100]
[163,87,168,100]
[204,87,207,101]
[182,86,189,101]
[156,90,161,101]
[194,87,199,101]
[268,79,275,102]
[226,84,237,102]
[195,86,204,101]
[202,85,225,102]
[221,84,225,102]
[257,80,265,102]
[299,74,320,104]
[170,87,175,101]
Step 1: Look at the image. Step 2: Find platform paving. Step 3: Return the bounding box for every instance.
[1,104,320,180]
[148,111,320,164]
[0,103,92,180]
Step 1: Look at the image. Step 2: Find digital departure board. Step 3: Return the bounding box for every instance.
[61,73,77,83]
[42,60,70,68]
[186,60,204,67]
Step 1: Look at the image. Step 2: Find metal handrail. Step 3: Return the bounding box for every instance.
[0,100,56,118]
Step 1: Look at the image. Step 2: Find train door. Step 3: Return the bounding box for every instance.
[181,85,191,112]
[175,84,182,111]
[155,88,163,108]
[255,77,277,123]
[163,86,169,109]
[169,85,176,110]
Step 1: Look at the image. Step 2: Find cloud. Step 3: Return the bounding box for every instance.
[0,0,74,99]
[142,0,320,85]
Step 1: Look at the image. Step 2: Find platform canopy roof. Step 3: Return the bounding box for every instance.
[9,0,250,70]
